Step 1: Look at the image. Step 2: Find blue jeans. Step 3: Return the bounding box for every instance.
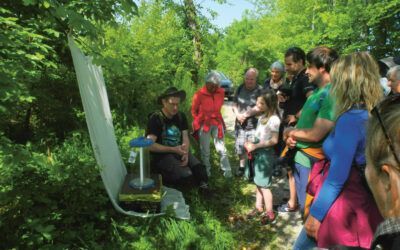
[293,227,317,250]
[294,163,311,214]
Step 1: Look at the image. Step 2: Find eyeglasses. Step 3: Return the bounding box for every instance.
[371,93,400,165]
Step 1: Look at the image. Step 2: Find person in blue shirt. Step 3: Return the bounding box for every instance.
[297,52,383,249]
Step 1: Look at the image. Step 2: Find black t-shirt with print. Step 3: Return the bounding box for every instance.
[146,110,188,159]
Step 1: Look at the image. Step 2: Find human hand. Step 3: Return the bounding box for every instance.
[283,127,295,141]
[277,93,287,103]
[180,153,189,167]
[237,113,247,124]
[244,142,256,153]
[286,136,297,148]
[304,215,321,240]
[174,144,187,156]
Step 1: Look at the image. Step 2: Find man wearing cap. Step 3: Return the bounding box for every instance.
[146,87,209,190]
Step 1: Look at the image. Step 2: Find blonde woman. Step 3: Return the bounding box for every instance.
[299,52,383,249]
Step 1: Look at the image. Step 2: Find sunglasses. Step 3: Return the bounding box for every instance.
[371,93,400,165]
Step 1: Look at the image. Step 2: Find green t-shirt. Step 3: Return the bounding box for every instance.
[294,84,335,167]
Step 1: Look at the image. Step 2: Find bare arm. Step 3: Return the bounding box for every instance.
[147,134,186,155]
[244,105,262,118]
[286,118,334,143]
[179,130,190,166]
[256,132,279,149]
[181,130,190,153]
[245,132,279,152]
[232,102,246,124]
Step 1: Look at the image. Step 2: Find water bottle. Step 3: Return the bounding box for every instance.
[128,150,137,164]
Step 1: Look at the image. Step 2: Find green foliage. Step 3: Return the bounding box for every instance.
[0,0,139,144]
[216,0,400,84]
[91,0,219,127]
[0,132,110,248]
[0,129,242,249]
[1,0,400,248]
[215,18,259,86]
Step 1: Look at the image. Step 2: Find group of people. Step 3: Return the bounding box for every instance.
[144,46,400,249]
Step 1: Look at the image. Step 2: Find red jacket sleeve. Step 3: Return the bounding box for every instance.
[191,91,200,119]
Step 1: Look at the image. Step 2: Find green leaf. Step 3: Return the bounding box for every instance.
[43,28,60,38]
[121,0,139,16]
[55,6,67,17]
[22,0,36,6]
[43,1,50,9]
[25,52,45,61]
[19,95,36,103]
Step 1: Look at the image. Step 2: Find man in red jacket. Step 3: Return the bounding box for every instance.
[192,71,232,178]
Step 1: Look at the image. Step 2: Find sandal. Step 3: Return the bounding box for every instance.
[277,203,299,213]
[260,211,276,225]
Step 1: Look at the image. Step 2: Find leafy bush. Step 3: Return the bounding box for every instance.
[0,129,240,249]
[0,133,111,248]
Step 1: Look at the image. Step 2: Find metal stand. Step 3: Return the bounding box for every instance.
[129,147,155,190]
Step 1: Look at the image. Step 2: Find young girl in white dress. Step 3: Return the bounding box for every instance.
[244,89,281,224]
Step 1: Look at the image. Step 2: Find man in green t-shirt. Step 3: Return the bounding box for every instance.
[282,47,339,216]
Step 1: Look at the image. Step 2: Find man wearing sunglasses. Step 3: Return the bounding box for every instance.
[366,94,400,249]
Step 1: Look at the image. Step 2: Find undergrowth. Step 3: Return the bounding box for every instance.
[0,123,284,249]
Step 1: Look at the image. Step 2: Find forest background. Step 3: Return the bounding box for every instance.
[1,0,399,249]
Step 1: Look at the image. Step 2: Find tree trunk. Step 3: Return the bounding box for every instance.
[183,0,202,85]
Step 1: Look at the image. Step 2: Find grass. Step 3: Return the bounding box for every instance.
[0,122,301,249]
[184,132,283,249]
[110,131,286,249]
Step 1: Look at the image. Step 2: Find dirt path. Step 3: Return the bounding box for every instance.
[222,101,303,249]
[221,101,236,136]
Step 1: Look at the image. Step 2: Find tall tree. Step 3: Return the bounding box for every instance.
[217,0,400,86]
[183,0,203,85]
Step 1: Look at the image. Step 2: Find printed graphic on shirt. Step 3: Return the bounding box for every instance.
[162,125,182,147]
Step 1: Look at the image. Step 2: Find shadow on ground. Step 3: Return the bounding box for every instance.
[186,127,302,249]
